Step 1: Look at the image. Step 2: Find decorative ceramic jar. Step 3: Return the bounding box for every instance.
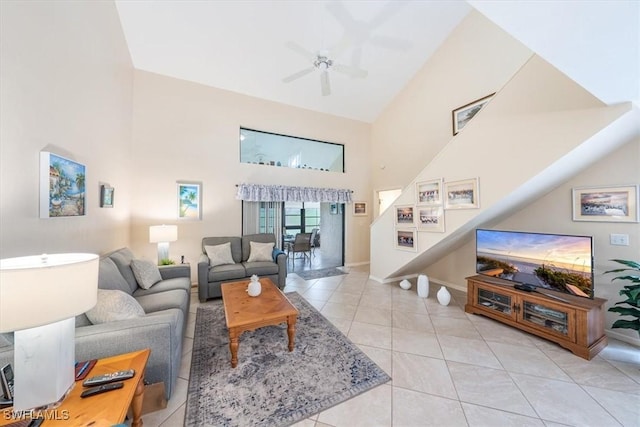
[417,274,429,298]
[399,279,411,290]
[437,285,451,306]
[248,275,261,297]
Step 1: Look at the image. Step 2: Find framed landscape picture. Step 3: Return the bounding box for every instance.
[40,151,86,218]
[415,206,445,232]
[353,201,367,216]
[444,178,479,210]
[452,93,495,135]
[100,185,114,208]
[416,179,442,206]
[177,181,202,220]
[572,185,639,222]
[394,204,414,226]
[395,228,417,252]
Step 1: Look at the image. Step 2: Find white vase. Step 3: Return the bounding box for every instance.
[247,277,261,297]
[399,279,411,290]
[417,275,429,298]
[437,285,451,306]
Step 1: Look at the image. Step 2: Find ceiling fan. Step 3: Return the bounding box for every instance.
[281,41,367,96]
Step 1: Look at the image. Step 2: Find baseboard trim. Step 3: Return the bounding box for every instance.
[344,261,370,267]
[605,329,640,347]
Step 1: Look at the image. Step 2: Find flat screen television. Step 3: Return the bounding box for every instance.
[476,229,594,299]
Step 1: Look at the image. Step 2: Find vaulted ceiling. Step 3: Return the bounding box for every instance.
[116,1,639,123]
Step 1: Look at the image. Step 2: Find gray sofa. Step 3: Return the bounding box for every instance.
[0,247,191,401]
[198,233,287,302]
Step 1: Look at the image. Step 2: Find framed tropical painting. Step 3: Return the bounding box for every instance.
[40,151,86,218]
[177,181,202,220]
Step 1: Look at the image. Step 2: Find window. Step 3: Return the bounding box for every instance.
[240,128,344,172]
[283,202,320,238]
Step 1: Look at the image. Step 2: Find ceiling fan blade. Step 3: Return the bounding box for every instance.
[368,1,408,29]
[320,70,330,96]
[326,2,357,30]
[351,46,363,69]
[282,67,315,83]
[332,62,368,79]
[285,41,316,61]
[368,34,412,51]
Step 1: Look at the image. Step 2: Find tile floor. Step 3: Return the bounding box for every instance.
[144,265,640,427]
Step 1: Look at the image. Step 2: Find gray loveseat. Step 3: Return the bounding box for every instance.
[198,233,287,302]
[0,247,191,401]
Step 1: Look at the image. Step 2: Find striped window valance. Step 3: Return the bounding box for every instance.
[236,183,352,203]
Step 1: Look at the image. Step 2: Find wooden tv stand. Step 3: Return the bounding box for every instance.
[465,275,607,360]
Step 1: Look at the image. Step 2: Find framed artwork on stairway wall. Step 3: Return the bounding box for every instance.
[394,205,414,226]
[416,179,443,206]
[415,206,445,232]
[452,93,495,135]
[444,178,479,210]
[395,228,417,252]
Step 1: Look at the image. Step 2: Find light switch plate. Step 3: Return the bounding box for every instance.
[610,234,629,246]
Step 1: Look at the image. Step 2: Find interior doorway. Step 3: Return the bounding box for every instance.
[283,201,344,272]
[377,188,402,217]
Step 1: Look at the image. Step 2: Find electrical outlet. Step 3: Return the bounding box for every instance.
[610,234,629,246]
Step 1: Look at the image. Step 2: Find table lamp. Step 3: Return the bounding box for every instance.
[149,225,178,265]
[0,253,98,411]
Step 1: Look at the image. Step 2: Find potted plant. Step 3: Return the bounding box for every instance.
[604,259,640,337]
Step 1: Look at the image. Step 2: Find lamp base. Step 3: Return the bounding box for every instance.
[157,242,170,265]
[13,318,75,411]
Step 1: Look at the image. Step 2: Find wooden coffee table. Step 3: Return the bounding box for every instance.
[0,349,150,426]
[221,278,298,368]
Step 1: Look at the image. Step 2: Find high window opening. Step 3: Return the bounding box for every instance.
[240,128,344,173]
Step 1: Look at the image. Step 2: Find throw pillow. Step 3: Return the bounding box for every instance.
[247,241,275,262]
[205,242,235,267]
[131,259,162,290]
[86,289,145,324]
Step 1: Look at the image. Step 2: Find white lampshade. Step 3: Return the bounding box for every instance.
[0,253,98,411]
[0,253,99,332]
[149,225,178,243]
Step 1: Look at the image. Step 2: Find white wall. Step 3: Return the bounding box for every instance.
[129,71,371,275]
[0,0,133,257]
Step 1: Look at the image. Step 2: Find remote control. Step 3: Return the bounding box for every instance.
[80,382,124,398]
[514,283,535,292]
[28,417,44,427]
[83,369,134,387]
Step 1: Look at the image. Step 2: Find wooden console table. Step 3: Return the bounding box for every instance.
[465,275,607,360]
[0,349,150,426]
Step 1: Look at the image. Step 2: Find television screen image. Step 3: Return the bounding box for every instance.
[476,229,594,299]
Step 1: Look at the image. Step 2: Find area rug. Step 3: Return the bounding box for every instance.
[295,267,346,280]
[185,292,391,427]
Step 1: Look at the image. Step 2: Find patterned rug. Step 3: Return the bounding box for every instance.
[294,267,346,280]
[185,292,391,427]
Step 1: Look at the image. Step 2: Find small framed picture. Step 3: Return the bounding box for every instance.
[353,201,367,216]
[177,181,202,220]
[572,185,639,222]
[444,178,479,209]
[394,204,414,226]
[395,228,417,252]
[416,179,443,206]
[100,185,114,208]
[415,206,445,232]
[452,93,495,135]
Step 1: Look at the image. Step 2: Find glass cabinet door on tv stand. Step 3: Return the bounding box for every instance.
[520,300,572,338]
[476,287,515,320]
